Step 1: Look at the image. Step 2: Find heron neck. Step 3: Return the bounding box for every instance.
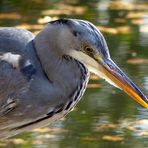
[34,35,87,96]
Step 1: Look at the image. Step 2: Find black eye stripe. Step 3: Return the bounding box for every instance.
[72,31,78,37]
[49,19,68,24]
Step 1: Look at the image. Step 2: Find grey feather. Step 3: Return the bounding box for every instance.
[0,24,90,138]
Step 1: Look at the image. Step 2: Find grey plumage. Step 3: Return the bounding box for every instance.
[0,21,90,138]
[0,19,147,139]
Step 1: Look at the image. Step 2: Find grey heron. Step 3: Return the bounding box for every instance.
[0,19,147,139]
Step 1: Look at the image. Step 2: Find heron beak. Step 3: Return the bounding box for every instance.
[98,58,148,108]
[68,49,148,108]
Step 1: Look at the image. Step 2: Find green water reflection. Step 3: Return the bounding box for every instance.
[0,0,148,147]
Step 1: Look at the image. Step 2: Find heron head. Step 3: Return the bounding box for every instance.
[49,18,148,108]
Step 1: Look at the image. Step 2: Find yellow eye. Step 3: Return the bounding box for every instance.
[84,46,93,53]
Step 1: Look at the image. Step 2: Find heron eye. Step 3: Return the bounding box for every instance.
[84,46,93,53]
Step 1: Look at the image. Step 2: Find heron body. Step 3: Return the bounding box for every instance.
[0,19,148,139]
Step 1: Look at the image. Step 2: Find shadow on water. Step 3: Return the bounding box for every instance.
[0,0,148,147]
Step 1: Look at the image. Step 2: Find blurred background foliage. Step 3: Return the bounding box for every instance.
[0,0,148,147]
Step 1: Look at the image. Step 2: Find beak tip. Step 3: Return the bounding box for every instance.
[102,59,148,109]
